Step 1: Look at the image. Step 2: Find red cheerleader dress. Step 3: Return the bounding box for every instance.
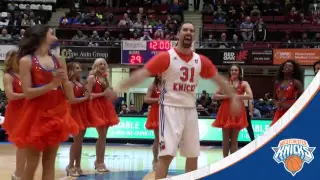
[213,81,248,130]
[2,72,26,136]
[271,80,298,125]
[145,86,160,130]
[91,76,119,126]
[70,82,105,131]
[9,54,79,151]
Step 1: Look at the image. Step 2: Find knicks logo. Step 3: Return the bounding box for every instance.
[272,139,315,176]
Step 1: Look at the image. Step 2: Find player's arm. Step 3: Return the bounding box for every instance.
[144,84,158,104]
[63,81,88,104]
[239,81,253,100]
[212,81,228,101]
[115,52,169,92]
[3,73,25,100]
[199,55,236,99]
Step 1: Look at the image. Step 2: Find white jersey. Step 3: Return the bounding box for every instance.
[159,49,202,108]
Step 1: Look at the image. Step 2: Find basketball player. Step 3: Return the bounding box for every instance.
[111,22,242,179]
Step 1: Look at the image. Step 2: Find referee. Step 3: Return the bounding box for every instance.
[244,99,255,141]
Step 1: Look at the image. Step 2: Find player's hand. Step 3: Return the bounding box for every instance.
[51,69,66,88]
[229,95,242,117]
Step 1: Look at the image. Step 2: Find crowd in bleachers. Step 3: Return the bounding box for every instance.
[201,0,320,48]
[57,0,184,45]
[0,0,54,44]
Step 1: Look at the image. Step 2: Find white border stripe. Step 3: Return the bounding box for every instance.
[165,72,320,180]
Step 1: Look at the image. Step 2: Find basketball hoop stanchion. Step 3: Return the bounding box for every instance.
[165,72,320,180]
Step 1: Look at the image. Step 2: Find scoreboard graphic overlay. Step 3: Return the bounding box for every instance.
[121,40,178,65]
[166,72,320,179]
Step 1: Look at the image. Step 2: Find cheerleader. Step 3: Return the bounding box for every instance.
[86,58,119,172]
[2,50,26,180]
[271,60,303,125]
[9,25,79,180]
[213,65,253,157]
[144,75,161,170]
[313,60,320,74]
[65,62,105,176]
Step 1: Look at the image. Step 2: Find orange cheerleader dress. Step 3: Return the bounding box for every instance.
[9,54,79,151]
[213,81,248,130]
[70,82,105,131]
[2,72,26,136]
[145,87,160,130]
[271,80,298,126]
[91,76,119,126]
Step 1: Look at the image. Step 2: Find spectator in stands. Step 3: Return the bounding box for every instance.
[155,20,165,30]
[72,13,82,24]
[216,33,229,48]
[298,32,311,48]
[165,15,178,32]
[230,34,243,49]
[309,0,320,14]
[102,31,115,46]
[104,13,117,26]
[312,33,320,48]
[202,2,214,15]
[7,2,16,12]
[213,8,226,24]
[130,32,140,40]
[59,13,71,25]
[154,29,164,40]
[299,12,310,24]
[24,5,33,16]
[140,31,152,40]
[240,16,254,41]
[13,29,25,42]
[148,15,157,27]
[137,7,146,20]
[281,32,295,48]
[118,13,133,28]
[21,13,31,26]
[203,34,217,48]
[83,11,101,26]
[197,104,210,116]
[89,30,100,47]
[133,18,144,29]
[0,28,13,43]
[287,7,299,24]
[119,104,129,115]
[143,20,153,34]
[250,4,261,17]
[253,18,266,41]
[127,104,138,114]
[72,30,88,46]
[238,1,248,15]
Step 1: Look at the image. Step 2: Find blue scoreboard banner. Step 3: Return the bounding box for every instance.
[121,40,178,65]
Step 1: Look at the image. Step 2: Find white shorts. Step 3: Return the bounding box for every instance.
[158,105,200,158]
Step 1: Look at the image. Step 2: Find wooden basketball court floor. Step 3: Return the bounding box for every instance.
[0,142,223,180]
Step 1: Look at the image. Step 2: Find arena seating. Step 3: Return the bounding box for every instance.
[201,0,320,48]
[56,0,184,42]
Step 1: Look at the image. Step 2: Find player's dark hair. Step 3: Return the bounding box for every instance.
[178,22,195,32]
[275,60,303,84]
[313,60,320,73]
[18,24,51,58]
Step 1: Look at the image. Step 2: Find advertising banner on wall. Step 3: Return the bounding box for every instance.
[84,116,271,142]
[196,48,273,65]
[59,46,121,63]
[0,45,17,60]
[273,49,320,65]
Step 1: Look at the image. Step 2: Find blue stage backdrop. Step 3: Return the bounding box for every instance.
[168,72,320,180]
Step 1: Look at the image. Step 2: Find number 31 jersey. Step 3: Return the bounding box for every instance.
[160,49,201,108]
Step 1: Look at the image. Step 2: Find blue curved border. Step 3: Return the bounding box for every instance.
[167,73,320,180]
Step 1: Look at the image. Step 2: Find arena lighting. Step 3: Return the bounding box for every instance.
[166,72,320,180]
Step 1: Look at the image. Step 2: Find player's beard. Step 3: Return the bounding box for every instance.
[182,36,192,48]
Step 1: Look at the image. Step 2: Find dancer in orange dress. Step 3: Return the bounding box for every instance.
[9,25,79,180]
[65,62,105,176]
[213,65,253,157]
[2,50,26,180]
[271,60,303,126]
[87,58,119,172]
[144,75,161,170]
